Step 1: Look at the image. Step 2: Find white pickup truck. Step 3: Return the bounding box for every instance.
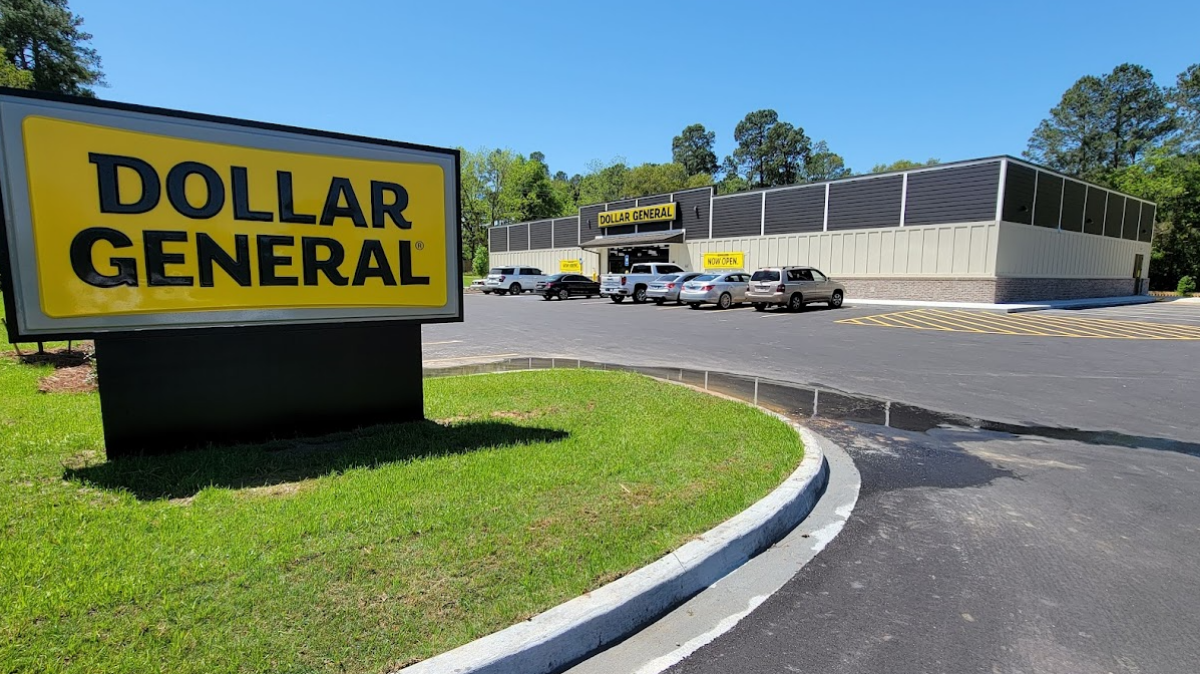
[600,262,688,303]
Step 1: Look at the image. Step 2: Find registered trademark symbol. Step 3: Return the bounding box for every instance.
[415,241,424,250]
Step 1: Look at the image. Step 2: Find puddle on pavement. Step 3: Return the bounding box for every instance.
[425,358,1200,457]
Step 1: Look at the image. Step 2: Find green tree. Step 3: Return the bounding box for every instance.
[729,109,813,188]
[765,121,811,185]
[506,154,565,221]
[472,244,489,278]
[0,46,31,87]
[1108,149,1200,290]
[716,157,749,195]
[0,0,103,96]
[1025,63,1175,179]
[623,162,711,196]
[577,158,629,205]
[672,123,718,176]
[804,140,851,180]
[870,158,939,173]
[1173,63,1200,152]
[730,109,778,187]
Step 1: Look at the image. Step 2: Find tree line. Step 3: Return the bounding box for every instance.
[1024,62,1200,290]
[459,110,873,256]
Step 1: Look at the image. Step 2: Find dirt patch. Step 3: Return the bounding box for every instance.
[38,365,97,394]
[435,406,564,425]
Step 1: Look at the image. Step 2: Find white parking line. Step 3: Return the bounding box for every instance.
[424,340,464,346]
[580,300,613,305]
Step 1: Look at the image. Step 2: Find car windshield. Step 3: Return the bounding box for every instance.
[693,274,718,282]
[489,268,512,275]
[656,274,680,282]
[751,270,780,282]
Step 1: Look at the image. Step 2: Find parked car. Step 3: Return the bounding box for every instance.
[679,271,752,309]
[646,272,706,305]
[536,273,600,300]
[600,263,688,303]
[484,266,546,295]
[745,266,845,311]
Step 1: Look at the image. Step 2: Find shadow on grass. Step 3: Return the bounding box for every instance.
[64,420,569,501]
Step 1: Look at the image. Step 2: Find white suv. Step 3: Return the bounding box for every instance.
[484,267,546,295]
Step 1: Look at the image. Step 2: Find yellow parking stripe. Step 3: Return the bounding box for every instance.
[836,309,1200,340]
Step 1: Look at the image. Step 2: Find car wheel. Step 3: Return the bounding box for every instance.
[753,303,766,312]
[482,289,492,294]
[788,293,804,312]
[558,288,569,301]
[586,294,594,299]
[718,293,732,309]
[509,283,521,295]
[633,287,647,303]
[611,296,624,303]
[688,302,701,309]
[541,294,551,301]
[830,290,844,308]
[495,289,507,296]
[654,298,664,306]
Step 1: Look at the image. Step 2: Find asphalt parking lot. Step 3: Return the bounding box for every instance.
[425,295,1200,443]
[426,294,1200,672]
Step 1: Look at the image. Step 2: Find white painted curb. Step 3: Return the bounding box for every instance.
[402,422,829,674]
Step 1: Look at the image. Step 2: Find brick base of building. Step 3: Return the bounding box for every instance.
[840,277,1142,304]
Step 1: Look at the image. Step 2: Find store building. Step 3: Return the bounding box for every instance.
[487,157,1154,302]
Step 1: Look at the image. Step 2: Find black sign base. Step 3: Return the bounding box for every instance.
[94,322,424,459]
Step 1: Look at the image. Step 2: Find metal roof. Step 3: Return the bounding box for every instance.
[578,230,686,249]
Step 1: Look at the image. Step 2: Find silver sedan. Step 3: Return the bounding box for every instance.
[645,272,705,305]
[679,272,751,309]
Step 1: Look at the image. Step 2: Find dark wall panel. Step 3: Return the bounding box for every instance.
[764,185,824,234]
[1103,193,1125,238]
[828,176,902,230]
[1033,172,1063,228]
[1137,204,1155,242]
[508,222,529,251]
[1122,199,1141,240]
[677,188,712,239]
[489,226,508,253]
[637,194,671,206]
[1001,163,1036,224]
[1084,187,1107,236]
[606,199,635,211]
[638,221,672,232]
[603,224,636,236]
[528,220,552,250]
[711,194,762,238]
[1061,180,1086,232]
[904,162,1000,226]
[553,217,578,247]
[580,205,603,242]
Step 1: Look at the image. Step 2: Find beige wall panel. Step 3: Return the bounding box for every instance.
[995,221,1151,278]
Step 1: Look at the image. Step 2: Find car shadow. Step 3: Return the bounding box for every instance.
[64,420,569,501]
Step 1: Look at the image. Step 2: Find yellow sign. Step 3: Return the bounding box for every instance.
[0,91,461,339]
[597,202,677,227]
[703,252,745,270]
[559,259,582,273]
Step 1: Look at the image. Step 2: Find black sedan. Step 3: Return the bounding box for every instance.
[536,273,600,300]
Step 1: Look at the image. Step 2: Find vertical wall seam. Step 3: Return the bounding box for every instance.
[899,173,908,226]
[760,192,767,236]
[995,158,1008,222]
[822,183,830,232]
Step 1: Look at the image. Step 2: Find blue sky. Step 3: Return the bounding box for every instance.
[73,0,1198,177]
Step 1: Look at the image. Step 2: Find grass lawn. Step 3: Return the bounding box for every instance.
[462,274,480,287]
[0,319,803,672]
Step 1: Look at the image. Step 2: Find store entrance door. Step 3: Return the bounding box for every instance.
[607,245,669,273]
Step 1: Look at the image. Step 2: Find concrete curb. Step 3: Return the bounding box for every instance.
[846,295,1157,313]
[402,420,829,674]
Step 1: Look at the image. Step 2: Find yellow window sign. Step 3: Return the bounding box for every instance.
[703,252,745,269]
[597,202,677,227]
[0,92,461,339]
[559,259,582,273]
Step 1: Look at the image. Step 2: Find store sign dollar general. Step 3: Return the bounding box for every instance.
[0,91,462,340]
[597,203,677,227]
